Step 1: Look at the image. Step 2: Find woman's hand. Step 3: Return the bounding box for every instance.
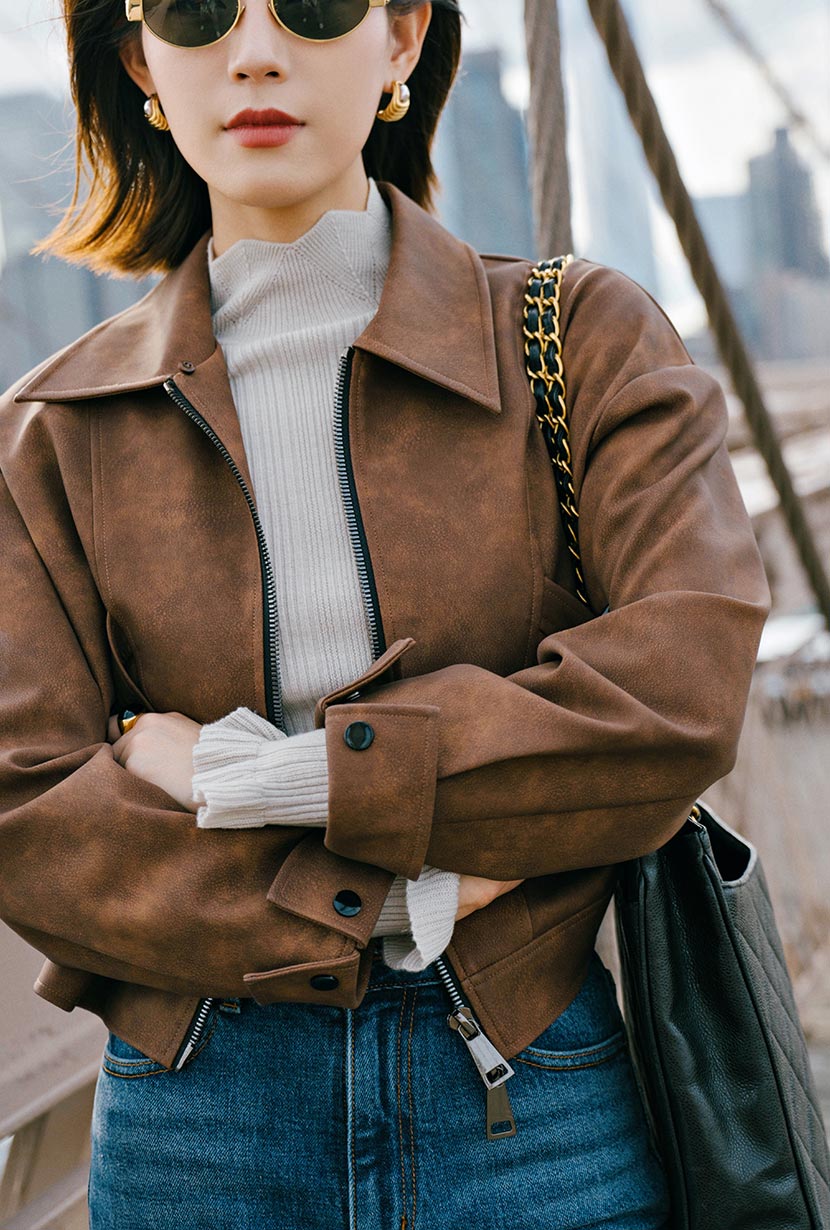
[107,711,203,814]
[455,874,525,922]
[105,713,530,901]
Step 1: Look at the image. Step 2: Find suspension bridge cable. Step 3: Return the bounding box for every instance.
[524,0,573,254]
[584,0,830,629]
[702,0,830,164]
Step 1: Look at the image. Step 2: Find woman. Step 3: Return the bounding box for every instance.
[0,0,771,1226]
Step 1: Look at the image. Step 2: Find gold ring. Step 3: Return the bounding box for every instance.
[118,710,145,734]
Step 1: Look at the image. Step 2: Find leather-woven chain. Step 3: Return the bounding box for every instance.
[521,254,590,607]
[523,263,702,837]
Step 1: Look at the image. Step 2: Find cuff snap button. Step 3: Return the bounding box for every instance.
[343,720,374,750]
[309,974,340,991]
[333,889,362,917]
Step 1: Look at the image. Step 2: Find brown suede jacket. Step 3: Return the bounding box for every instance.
[0,180,770,1068]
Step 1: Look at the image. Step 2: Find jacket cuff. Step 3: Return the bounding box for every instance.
[192,706,328,829]
[381,865,460,970]
[323,701,440,878]
[266,831,396,948]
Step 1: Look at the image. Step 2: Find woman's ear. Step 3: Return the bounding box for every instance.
[118,32,156,96]
[386,1,432,83]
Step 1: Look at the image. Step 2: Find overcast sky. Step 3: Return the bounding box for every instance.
[2,0,828,325]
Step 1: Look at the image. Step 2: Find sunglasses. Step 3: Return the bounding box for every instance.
[125,0,391,49]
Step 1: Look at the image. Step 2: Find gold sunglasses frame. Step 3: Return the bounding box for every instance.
[125,0,391,48]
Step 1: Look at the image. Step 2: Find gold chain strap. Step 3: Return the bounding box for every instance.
[521,254,589,607]
[523,261,699,825]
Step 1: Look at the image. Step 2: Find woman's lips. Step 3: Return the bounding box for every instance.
[227,123,301,148]
[225,109,303,148]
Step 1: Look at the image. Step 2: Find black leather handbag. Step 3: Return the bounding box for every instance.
[522,255,830,1229]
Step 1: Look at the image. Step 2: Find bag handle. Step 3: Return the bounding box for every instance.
[523,260,703,832]
[521,255,591,608]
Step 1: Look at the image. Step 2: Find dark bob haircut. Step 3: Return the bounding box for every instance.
[34,0,465,277]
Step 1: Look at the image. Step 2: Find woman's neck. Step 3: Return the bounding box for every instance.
[207,177,393,336]
[208,165,373,255]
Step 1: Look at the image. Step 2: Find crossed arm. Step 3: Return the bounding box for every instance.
[103,705,520,970]
[0,263,770,999]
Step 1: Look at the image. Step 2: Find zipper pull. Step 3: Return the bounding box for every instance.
[434,954,518,1139]
[486,1083,517,1140]
[447,1007,518,1139]
[447,1005,516,1088]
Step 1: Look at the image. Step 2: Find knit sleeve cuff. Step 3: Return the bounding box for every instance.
[192,706,328,829]
[372,873,410,935]
[380,865,461,969]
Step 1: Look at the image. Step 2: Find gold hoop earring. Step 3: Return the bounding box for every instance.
[143,93,170,132]
[376,80,410,123]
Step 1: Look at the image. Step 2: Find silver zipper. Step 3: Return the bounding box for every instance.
[332,348,385,659]
[332,349,516,1139]
[165,354,519,1097]
[164,378,284,731]
[171,996,215,1071]
[164,375,287,1070]
[433,954,517,1139]
[167,350,380,1071]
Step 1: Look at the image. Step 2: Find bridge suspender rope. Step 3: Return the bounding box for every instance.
[524,0,830,627]
[575,0,830,629]
[702,0,830,166]
[524,0,573,255]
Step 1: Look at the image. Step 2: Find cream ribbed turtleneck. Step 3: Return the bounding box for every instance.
[189,178,460,971]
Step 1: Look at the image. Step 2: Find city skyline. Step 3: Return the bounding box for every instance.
[1,0,828,330]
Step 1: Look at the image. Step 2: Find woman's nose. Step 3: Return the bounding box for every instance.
[225,1,289,80]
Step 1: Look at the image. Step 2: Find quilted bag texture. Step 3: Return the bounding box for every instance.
[614,801,830,1229]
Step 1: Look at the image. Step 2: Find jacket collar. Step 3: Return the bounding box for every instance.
[14,181,502,415]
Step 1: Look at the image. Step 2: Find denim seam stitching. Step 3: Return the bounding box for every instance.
[513,1033,627,1070]
[103,1014,219,1076]
[518,1023,626,1062]
[396,989,408,1219]
[407,988,418,1228]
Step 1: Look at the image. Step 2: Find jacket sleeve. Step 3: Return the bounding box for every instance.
[190,704,461,963]
[0,445,399,997]
[319,263,772,881]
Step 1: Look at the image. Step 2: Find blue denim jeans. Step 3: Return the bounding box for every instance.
[88,945,671,1228]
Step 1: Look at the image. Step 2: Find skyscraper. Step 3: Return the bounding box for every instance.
[558,0,659,298]
[692,128,830,360]
[748,127,830,279]
[431,47,536,258]
[0,91,153,391]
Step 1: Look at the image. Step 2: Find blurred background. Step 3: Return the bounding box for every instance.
[1,0,828,1224]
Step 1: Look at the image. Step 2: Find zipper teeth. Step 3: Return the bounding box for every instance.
[164,375,285,1052]
[332,354,469,1026]
[333,350,465,1015]
[164,379,283,732]
[433,955,465,1011]
[169,353,389,1054]
[332,348,384,659]
[189,997,212,1037]
[176,995,216,1065]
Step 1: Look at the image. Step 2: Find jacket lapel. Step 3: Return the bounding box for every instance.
[13,181,502,416]
[12,183,505,539]
[350,184,502,415]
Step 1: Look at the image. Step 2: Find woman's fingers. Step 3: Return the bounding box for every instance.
[455,874,525,921]
[104,711,203,812]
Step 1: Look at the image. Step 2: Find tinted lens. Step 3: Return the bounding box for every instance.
[142,0,239,47]
[273,0,371,40]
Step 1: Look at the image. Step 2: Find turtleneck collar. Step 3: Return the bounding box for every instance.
[207,177,392,334]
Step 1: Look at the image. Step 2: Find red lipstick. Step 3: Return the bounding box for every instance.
[225,108,303,148]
